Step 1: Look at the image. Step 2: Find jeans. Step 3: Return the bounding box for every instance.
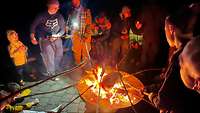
[39,38,63,75]
[62,38,74,69]
[63,38,73,50]
[110,37,129,66]
[16,65,25,81]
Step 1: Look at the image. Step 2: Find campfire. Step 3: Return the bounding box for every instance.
[76,65,144,111]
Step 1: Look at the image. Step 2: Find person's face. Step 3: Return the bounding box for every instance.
[180,58,200,94]
[121,6,131,19]
[165,19,176,47]
[8,32,19,43]
[72,0,80,8]
[48,4,59,14]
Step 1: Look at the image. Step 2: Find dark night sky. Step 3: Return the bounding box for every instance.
[0,0,199,45]
[0,0,198,34]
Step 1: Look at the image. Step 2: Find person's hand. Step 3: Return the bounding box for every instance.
[49,37,57,42]
[30,33,38,45]
[138,88,145,96]
[148,92,156,102]
[19,45,27,51]
[31,38,38,45]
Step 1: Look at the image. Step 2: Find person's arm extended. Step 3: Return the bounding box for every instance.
[30,14,43,45]
[148,62,179,111]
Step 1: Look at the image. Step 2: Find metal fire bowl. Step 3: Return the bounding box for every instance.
[76,67,144,110]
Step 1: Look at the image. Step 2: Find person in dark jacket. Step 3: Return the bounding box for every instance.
[109,6,131,67]
[30,0,65,76]
[148,4,200,113]
[92,11,111,64]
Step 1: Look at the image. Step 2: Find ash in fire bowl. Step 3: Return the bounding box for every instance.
[76,66,144,110]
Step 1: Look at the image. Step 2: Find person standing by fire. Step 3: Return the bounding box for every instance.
[66,0,92,65]
[91,11,111,64]
[124,20,143,72]
[109,6,131,67]
[30,0,65,76]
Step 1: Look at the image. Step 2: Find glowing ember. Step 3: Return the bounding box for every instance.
[77,66,144,110]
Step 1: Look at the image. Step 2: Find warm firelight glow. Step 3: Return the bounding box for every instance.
[77,65,144,110]
[85,66,130,104]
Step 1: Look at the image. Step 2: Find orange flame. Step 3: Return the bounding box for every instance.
[84,66,130,104]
